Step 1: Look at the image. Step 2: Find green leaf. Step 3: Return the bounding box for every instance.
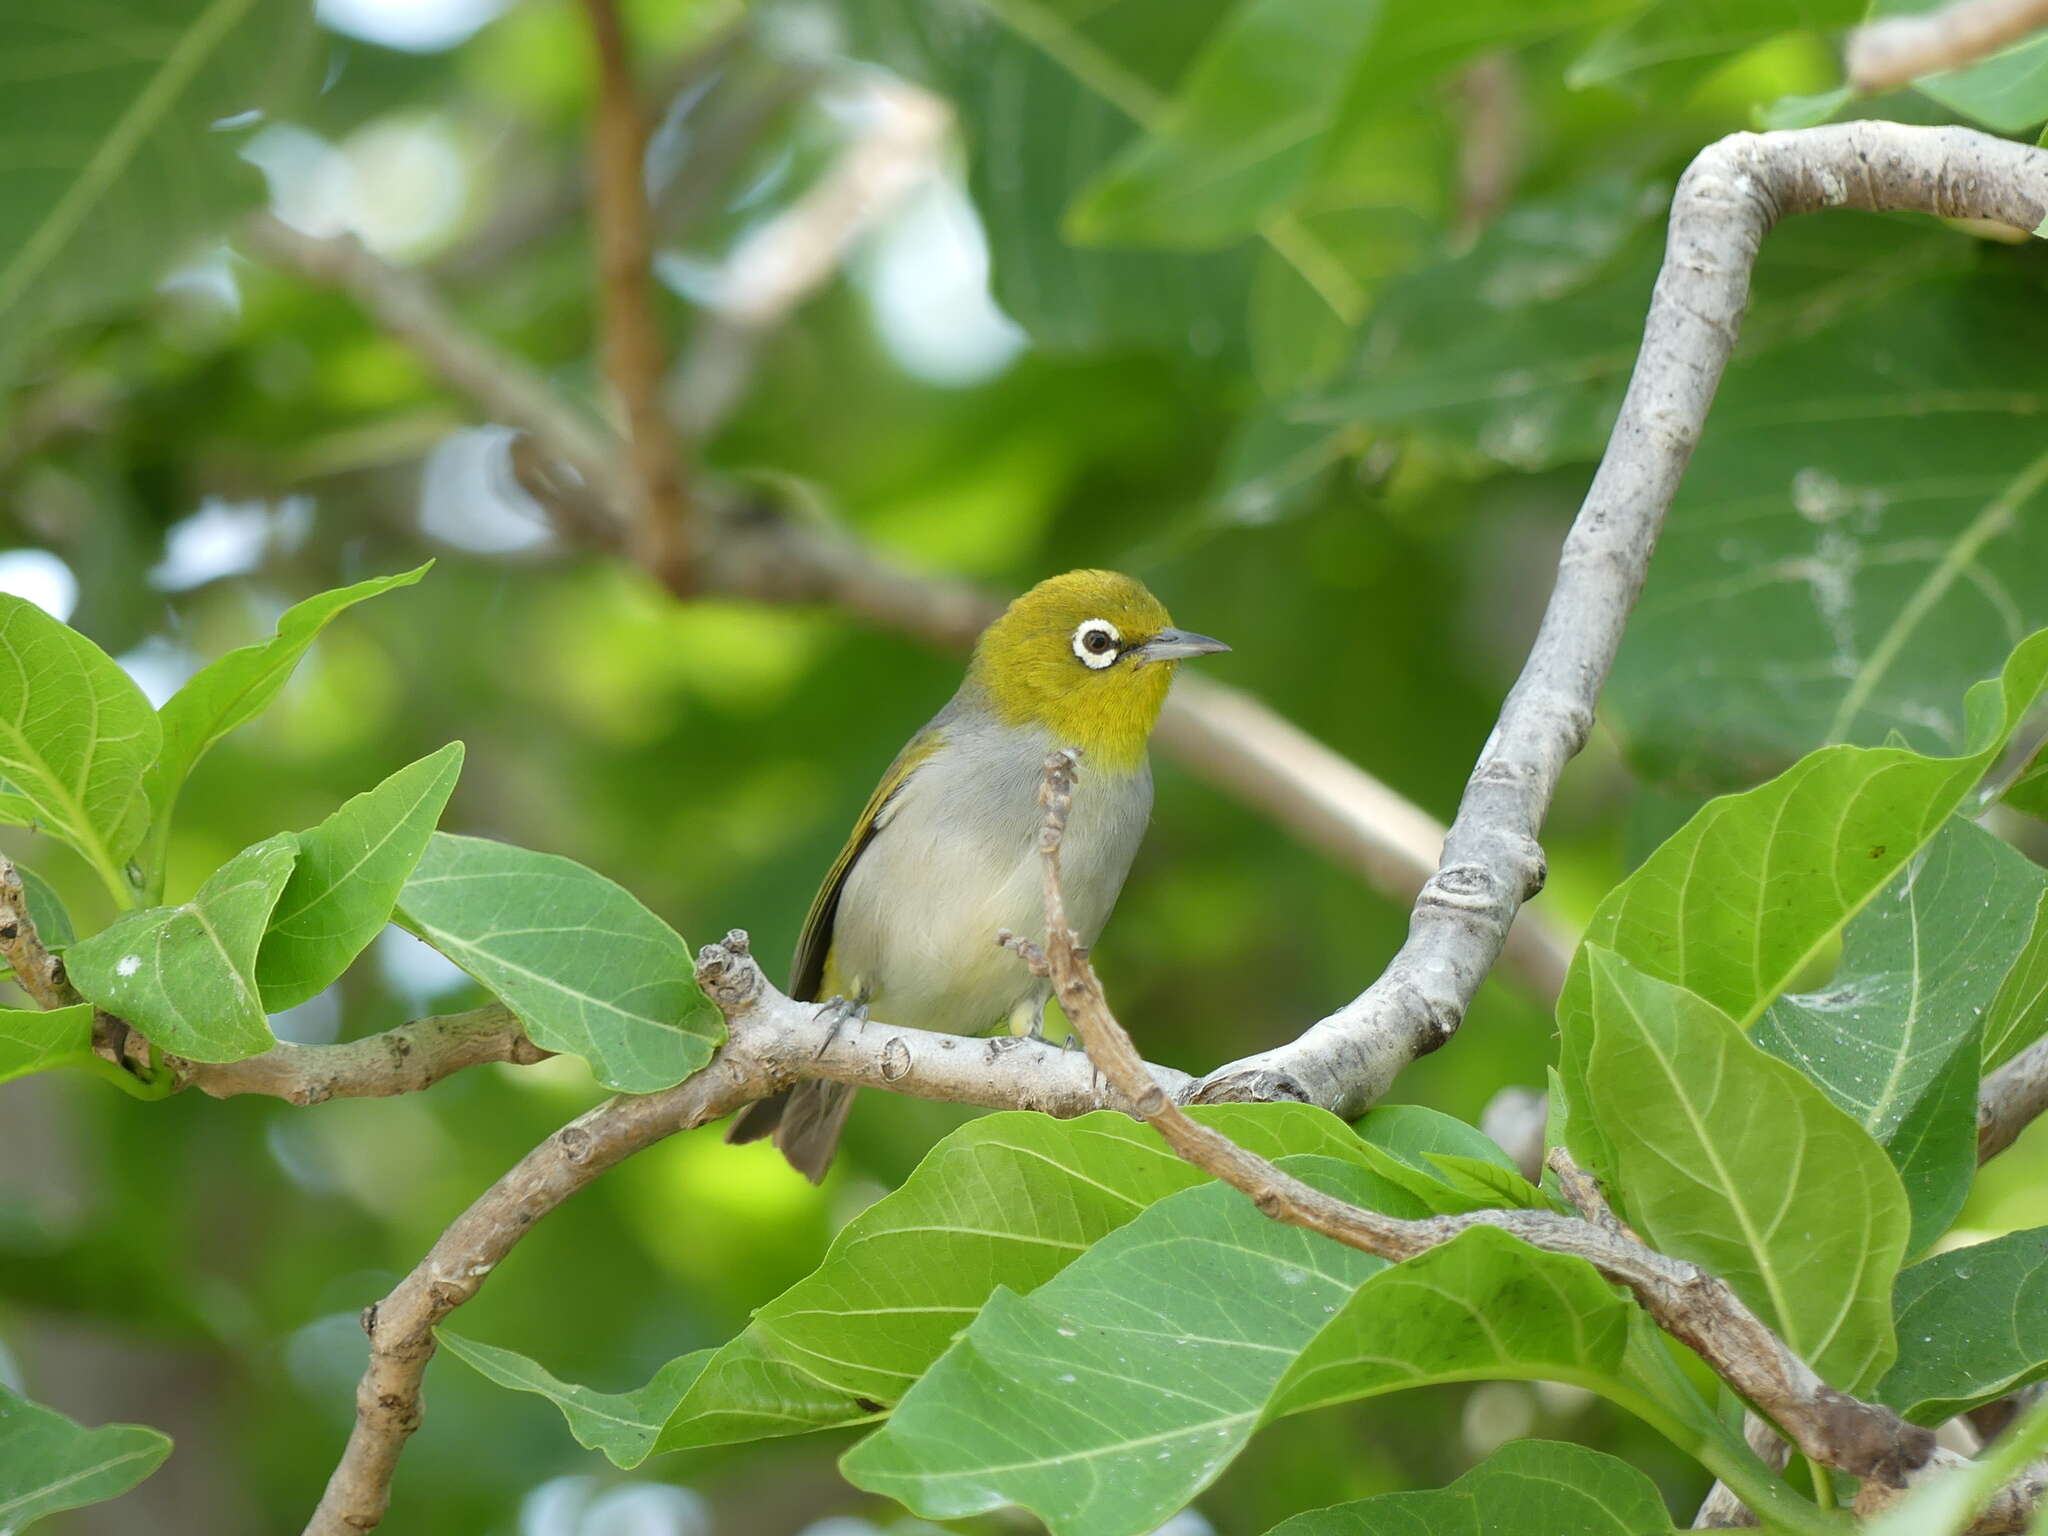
[841,1156,1407,1532]
[395,832,718,1093]
[1566,628,2048,1040]
[147,565,432,840]
[1349,1104,1549,1214]
[1879,1227,2048,1424]
[1754,816,2046,1251]
[1613,277,2048,784]
[1985,889,2048,1070]
[435,1331,711,1469]
[0,595,160,902]
[1567,0,1863,97]
[1572,948,1909,1392]
[67,832,298,1062]
[0,1003,95,1086]
[1259,1439,1676,1535]
[660,1105,1367,1452]
[0,1,316,386]
[846,1209,1640,1535]
[1067,0,1381,249]
[845,0,1258,354]
[0,1382,169,1531]
[255,743,464,1011]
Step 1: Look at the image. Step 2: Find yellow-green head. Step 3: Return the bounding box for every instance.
[966,569,1229,773]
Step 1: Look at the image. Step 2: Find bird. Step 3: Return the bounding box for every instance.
[727,569,1230,1180]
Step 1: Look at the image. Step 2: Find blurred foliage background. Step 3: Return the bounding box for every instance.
[4,0,2047,1531]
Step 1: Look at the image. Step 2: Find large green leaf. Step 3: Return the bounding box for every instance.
[147,565,432,846]
[0,1382,170,1531]
[0,1003,96,1086]
[1260,1439,1676,1535]
[1879,1227,2048,1424]
[67,832,298,1062]
[1304,195,1969,482]
[841,1157,1407,1533]
[395,833,717,1093]
[0,1,316,387]
[1565,628,2048,1045]
[1614,277,2048,785]
[0,595,160,902]
[1754,815,2047,1251]
[255,743,464,1011]
[845,1208,1640,1536]
[434,1332,711,1469]
[1572,948,1909,1392]
[1067,0,1381,249]
[659,1105,1368,1453]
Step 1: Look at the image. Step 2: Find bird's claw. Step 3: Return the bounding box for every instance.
[812,996,870,1059]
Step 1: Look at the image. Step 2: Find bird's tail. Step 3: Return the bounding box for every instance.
[725,1081,857,1183]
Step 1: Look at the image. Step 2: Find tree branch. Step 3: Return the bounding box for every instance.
[0,854,80,1011]
[1191,122,2048,1116]
[302,929,1189,1535]
[1023,749,1935,1492]
[580,0,694,588]
[1979,1035,2048,1160]
[1847,0,2048,92]
[174,1005,549,1105]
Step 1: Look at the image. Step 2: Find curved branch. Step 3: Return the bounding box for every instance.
[1847,0,2048,92]
[1194,122,2048,1115]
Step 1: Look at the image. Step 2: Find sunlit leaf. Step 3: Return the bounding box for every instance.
[1754,816,2046,1250]
[1879,1227,2048,1423]
[255,742,464,1011]
[67,832,298,1062]
[0,1382,170,1531]
[395,832,718,1093]
[1573,948,1909,1391]
[1259,1439,1675,1534]
[0,595,159,901]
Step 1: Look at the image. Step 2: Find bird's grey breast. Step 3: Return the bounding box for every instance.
[829,711,1152,1032]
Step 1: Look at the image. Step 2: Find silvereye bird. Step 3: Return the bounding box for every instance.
[727,569,1230,1180]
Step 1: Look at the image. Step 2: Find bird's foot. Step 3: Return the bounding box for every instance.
[812,996,871,1059]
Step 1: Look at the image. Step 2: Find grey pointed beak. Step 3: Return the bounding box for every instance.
[1131,627,1232,667]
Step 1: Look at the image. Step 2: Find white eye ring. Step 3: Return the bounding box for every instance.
[1071,618,1121,669]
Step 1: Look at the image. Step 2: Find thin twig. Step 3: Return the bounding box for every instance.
[580,0,694,588]
[1025,752,1933,1490]
[1694,1415,1791,1528]
[1847,0,2048,91]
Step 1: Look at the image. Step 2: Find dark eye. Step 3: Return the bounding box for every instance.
[1071,618,1122,669]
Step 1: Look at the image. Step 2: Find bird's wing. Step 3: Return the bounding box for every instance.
[789,725,945,1001]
